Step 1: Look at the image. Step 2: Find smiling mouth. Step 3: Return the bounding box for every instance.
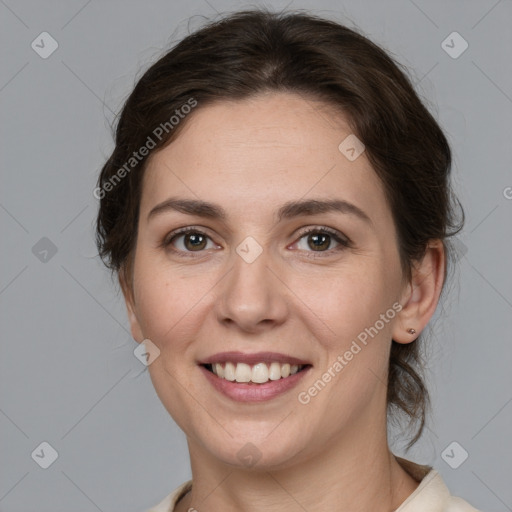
[202,362,311,384]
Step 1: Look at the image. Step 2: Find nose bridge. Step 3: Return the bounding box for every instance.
[215,238,288,331]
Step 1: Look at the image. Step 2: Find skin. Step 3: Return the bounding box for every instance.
[120,92,445,511]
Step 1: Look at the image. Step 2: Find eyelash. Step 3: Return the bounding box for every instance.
[160,226,351,258]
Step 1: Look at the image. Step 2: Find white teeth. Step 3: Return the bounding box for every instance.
[209,361,305,384]
[235,362,252,383]
[268,362,282,381]
[214,363,224,378]
[224,362,236,381]
[251,363,269,383]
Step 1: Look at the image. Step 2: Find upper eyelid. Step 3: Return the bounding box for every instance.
[295,225,348,239]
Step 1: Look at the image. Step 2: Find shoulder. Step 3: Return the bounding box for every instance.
[145,481,192,512]
[396,458,480,512]
[145,466,482,512]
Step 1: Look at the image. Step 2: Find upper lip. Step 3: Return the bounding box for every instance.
[199,351,311,366]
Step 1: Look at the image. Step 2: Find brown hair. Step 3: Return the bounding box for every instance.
[95,8,463,448]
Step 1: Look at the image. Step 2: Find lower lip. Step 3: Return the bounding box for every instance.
[199,365,311,402]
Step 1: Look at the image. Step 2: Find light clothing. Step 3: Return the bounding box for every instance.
[146,457,480,511]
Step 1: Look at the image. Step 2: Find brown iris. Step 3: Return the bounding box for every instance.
[307,232,331,251]
[184,232,208,251]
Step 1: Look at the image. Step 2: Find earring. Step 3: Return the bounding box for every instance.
[407,328,416,335]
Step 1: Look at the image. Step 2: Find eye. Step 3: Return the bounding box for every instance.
[161,225,350,257]
[162,227,219,254]
[292,227,350,255]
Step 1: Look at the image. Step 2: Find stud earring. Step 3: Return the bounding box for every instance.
[407,328,416,335]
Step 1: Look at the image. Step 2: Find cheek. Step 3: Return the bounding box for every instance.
[292,259,400,412]
[131,256,221,369]
[295,260,398,346]
[306,256,401,397]
[132,260,195,346]
[132,267,207,430]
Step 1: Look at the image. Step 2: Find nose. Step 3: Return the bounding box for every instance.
[215,246,289,334]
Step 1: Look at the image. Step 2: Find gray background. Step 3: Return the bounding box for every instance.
[1,0,511,511]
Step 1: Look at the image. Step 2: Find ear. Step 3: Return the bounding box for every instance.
[392,240,445,344]
[119,268,145,343]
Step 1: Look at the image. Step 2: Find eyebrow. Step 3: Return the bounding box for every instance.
[147,197,372,225]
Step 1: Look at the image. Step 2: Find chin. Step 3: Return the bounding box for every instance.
[194,428,311,472]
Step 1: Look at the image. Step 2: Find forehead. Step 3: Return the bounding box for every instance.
[141,92,388,223]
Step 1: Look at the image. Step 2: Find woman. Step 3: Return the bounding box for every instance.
[95,9,479,511]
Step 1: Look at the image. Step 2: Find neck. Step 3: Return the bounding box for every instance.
[176,405,419,512]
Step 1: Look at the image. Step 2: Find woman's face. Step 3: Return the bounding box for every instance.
[124,92,409,469]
